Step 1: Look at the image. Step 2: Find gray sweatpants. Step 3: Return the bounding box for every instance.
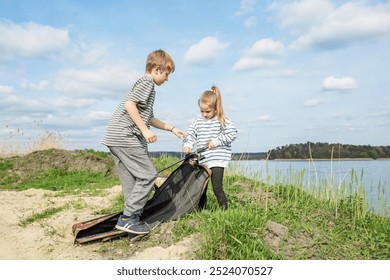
[109,146,157,217]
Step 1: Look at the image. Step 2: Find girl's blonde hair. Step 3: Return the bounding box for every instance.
[145,49,175,73]
[199,85,226,126]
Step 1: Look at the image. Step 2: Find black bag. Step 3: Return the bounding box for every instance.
[72,150,211,244]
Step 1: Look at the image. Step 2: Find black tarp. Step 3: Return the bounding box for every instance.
[141,159,211,223]
[72,153,211,244]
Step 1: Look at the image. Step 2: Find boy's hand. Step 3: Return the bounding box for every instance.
[143,129,157,143]
[182,147,191,154]
[172,128,186,139]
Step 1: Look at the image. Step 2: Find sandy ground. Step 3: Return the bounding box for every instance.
[0,185,196,260]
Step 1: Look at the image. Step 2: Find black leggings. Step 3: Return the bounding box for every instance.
[199,167,228,210]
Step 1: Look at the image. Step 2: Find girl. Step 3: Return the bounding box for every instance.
[182,85,237,210]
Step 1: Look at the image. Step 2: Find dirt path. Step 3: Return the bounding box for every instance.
[0,186,195,260]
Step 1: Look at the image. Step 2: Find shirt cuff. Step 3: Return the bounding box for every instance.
[211,138,220,147]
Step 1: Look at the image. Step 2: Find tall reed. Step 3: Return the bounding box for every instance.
[1,125,66,157]
[228,157,388,219]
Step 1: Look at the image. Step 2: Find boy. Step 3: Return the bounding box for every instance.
[102,49,185,234]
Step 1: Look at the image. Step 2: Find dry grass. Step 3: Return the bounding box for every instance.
[1,128,67,158]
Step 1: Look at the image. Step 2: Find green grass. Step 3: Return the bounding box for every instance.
[2,148,389,259]
[0,149,119,193]
[72,149,111,159]
[151,154,182,176]
[10,168,119,194]
[172,175,390,259]
[0,158,20,186]
[19,207,65,227]
[167,165,390,260]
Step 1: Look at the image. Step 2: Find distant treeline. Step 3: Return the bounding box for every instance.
[148,151,267,160]
[149,151,182,158]
[148,142,390,161]
[267,142,390,160]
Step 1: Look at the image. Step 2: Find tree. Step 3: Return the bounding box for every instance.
[266,142,390,159]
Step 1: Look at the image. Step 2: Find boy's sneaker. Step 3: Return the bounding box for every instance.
[115,215,150,235]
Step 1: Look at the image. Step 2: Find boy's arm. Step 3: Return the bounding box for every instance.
[150,117,173,131]
[125,100,157,143]
[151,117,186,139]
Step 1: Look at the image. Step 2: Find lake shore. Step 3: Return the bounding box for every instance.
[233,158,390,161]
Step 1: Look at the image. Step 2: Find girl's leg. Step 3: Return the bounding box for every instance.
[210,167,228,210]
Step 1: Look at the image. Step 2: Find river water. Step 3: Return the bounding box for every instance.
[228,159,390,215]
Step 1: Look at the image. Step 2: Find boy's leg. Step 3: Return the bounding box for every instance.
[110,149,136,215]
[210,167,228,210]
[109,146,157,217]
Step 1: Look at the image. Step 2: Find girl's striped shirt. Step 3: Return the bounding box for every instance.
[183,116,238,168]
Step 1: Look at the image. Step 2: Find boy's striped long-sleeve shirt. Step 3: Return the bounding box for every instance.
[183,116,238,168]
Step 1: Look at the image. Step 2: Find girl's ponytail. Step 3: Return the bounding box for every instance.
[211,85,226,127]
[199,85,226,126]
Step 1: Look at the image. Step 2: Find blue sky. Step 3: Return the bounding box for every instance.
[1,0,389,153]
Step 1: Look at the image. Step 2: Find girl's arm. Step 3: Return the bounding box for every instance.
[212,119,238,147]
[182,121,197,153]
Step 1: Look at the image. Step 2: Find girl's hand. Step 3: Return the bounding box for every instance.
[208,141,216,149]
[182,146,192,154]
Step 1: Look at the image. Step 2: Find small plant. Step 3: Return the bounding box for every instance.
[19,207,64,227]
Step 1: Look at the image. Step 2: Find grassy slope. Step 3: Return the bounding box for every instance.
[1,149,389,260]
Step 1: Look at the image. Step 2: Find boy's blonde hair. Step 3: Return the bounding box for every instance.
[199,85,226,126]
[145,49,175,74]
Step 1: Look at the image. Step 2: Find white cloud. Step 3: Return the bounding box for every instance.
[284,1,390,51]
[259,69,296,78]
[0,21,109,65]
[247,38,285,57]
[51,97,96,108]
[0,94,51,113]
[304,99,327,107]
[322,76,357,91]
[244,16,257,27]
[87,111,112,121]
[66,41,111,65]
[235,0,257,28]
[0,94,96,114]
[233,57,280,71]
[258,114,274,122]
[367,110,390,118]
[235,0,257,16]
[233,38,285,71]
[0,85,13,95]
[86,111,113,126]
[53,66,139,98]
[33,110,111,130]
[271,0,333,33]
[184,37,229,66]
[20,80,50,91]
[0,21,70,59]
